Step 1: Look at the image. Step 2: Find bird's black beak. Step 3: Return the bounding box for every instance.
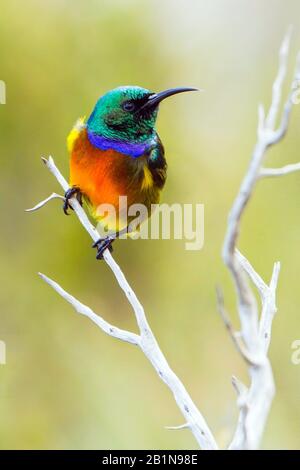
[139,87,199,112]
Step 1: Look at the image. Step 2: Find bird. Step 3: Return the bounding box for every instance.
[65,85,198,259]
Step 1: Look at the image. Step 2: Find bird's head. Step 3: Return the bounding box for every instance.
[87,85,198,144]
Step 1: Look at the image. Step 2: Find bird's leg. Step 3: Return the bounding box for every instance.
[63,186,83,215]
[92,226,130,260]
[92,236,115,260]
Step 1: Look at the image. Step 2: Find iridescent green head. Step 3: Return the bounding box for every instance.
[87,85,198,144]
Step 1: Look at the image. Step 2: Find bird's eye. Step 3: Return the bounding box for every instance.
[122,101,136,112]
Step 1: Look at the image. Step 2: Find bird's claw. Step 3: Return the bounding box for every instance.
[63,187,82,215]
[92,237,114,260]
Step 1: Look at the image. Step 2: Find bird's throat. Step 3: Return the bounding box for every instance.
[87,130,151,158]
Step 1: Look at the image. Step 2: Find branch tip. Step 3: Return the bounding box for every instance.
[231,375,248,396]
[26,192,65,212]
[165,423,189,431]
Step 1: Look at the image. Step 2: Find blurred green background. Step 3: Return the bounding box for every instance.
[0,0,299,450]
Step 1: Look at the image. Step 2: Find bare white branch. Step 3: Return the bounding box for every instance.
[259,262,281,353]
[231,375,248,397]
[257,104,266,137]
[260,162,300,178]
[39,273,140,346]
[32,157,218,450]
[229,376,249,450]
[235,249,268,298]
[265,26,292,130]
[165,423,190,431]
[25,192,65,212]
[222,30,299,450]
[216,287,262,366]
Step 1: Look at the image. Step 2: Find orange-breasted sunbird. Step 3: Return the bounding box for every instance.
[65,86,197,258]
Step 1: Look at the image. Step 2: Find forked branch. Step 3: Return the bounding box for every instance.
[220,29,300,449]
[28,157,217,450]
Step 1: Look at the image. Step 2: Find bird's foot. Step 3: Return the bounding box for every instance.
[92,236,115,260]
[63,187,82,215]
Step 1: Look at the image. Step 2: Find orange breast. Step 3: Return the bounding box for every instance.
[71,129,132,205]
[69,129,160,227]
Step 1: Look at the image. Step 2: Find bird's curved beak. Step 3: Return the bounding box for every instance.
[140,87,199,112]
